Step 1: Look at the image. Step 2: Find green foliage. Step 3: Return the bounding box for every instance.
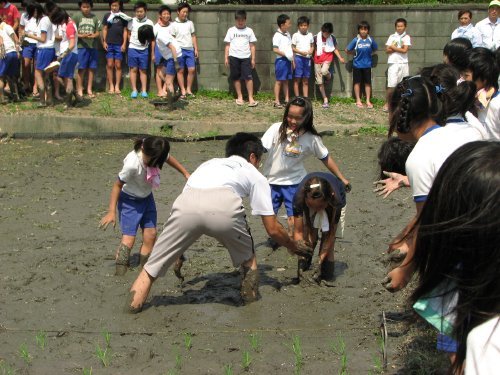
[241,351,251,371]
[82,367,93,375]
[291,335,303,374]
[184,332,193,351]
[357,125,387,136]
[19,343,31,365]
[248,333,261,353]
[0,360,15,375]
[223,364,234,375]
[35,330,47,350]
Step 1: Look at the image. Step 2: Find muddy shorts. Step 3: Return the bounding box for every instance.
[144,187,254,278]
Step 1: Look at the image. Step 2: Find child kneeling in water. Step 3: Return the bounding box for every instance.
[99,136,189,275]
[292,172,346,286]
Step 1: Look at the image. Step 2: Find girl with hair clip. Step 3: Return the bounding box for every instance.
[382,74,486,295]
[261,96,350,246]
[99,136,190,276]
[410,141,500,374]
[292,172,346,286]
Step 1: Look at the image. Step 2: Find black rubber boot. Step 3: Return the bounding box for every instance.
[240,266,259,304]
[320,260,335,287]
[115,243,131,276]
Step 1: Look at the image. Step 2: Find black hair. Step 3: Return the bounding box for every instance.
[26,1,44,20]
[177,2,191,12]
[297,16,309,26]
[457,9,472,20]
[420,64,477,119]
[50,8,70,26]
[225,132,265,161]
[77,0,93,8]
[321,22,333,34]
[357,20,370,32]
[388,76,442,136]
[395,18,407,27]
[410,141,500,372]
[138,24,154,45]
[235,10,246,20]
[108,0,124,11]
[277,14,290,28]
[44,0,58,16]
[134,1,147,11]
[377,138,415,178]
[279,97,319,143]
[467,47,499,90]
[158,5,171,15]
[133,137,170,169]
[443,38,472,73]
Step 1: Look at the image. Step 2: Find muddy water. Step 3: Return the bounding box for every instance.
[0,136,414,374]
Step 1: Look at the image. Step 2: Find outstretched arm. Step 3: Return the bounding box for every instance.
[373,171,410,198]
[99,179,124,230]
[166,155,190,180]
[321,155,350,189]
[261,215,298,255]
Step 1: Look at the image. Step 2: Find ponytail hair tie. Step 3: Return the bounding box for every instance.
[401,88,413,97]
[435,84,445,94]
[309,183,321,189]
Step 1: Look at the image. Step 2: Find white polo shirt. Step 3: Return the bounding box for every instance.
[272,29,292,59]
[156,26,181,60]
[465,317,500,375]
[127,17,154,50]
[476,17,500,50]
[37,16,55,49]
[20,13,39,44]
[0,23,16,53]
[385,32,411,64]
[185,155,274,216]
[261,122,329,185]
[292,31,314,56]
[59,20,78,55]
[224,26,257,59]
[172,18,195,50]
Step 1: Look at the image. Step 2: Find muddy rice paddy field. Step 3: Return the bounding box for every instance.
[0,135,446,374]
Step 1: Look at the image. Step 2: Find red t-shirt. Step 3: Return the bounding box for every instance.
[66,20,76,40]
[313,35,335,64]
[0,4,20,28]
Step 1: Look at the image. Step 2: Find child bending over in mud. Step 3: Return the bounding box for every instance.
[99,136,189,275]
[292,172,346,286]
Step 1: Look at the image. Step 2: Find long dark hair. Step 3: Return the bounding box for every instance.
[279,97,319,143]
[133,136,170,169]
[377,137,415,178]
[443,38,472,73]
[26,1,44,21]
[410,141,500,371]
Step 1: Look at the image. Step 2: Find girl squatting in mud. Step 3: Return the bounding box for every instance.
[99,136,189,275]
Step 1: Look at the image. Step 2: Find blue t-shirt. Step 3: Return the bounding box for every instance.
[346,36,378,69]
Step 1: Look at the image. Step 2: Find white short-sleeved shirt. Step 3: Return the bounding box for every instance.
[156,26,181,60]
[118,150,160,198]
[261,122,329,185]
[406,123,485,202]
[451,24,483,48]
[476,17,500,50]
[20,13,39,44]
[385,32,411,64]
[37,16,55,49]
[0,23,16,53]
[292,31,314,56]
[272,29,292,59]
[224,26,257,59]
[172,18,195,50]
[465,317,500,375]
[185,155,274,216]
[480,93,500,140]
[59,20,78,55]
[127,17,154,50]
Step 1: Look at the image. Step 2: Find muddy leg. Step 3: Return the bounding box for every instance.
[127,269,155,314]
[320,260,335,287]
[115,243,131,276]
[240,265,259,304]
[173,254,186,282]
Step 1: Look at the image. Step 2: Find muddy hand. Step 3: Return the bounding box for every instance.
[294,240,314,258]
[387,249,407,265]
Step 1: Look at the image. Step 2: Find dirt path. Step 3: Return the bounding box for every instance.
[0,135,419,374]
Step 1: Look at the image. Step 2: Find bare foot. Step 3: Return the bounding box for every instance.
[127,269,154,313]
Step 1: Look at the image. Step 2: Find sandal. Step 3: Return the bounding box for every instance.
[356,102,364,108]
[248,101,258,107]
[87,93,96,99]
[366,103,374,109]
[273,102,283,109]
[322,102,329,109]
[179,94,187,100]
[235,99,244,106]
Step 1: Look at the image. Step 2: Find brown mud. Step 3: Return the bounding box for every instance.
[0,135,426,374]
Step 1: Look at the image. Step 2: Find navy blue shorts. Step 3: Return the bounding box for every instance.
[271,184,299,217]
[154,44,163,67]
[58,53,78,78]
[118,191,157,236]
[229,56,252,81]
[162,58,176,76]
[436,333,458,353]
[275,56,292,81]
[22,43,37,59]
[35,48,55,70]
[77,48,98,70]
[294,55,311,79]
[128,47,149,70]
[0,51,19,77]
[178,48,195,69]
[106,43,123,61]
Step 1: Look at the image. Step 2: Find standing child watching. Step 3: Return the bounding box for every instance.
[73,0,101,99]
[224,10,257,107]
[153,5,175,98]
[99,136,190,276]
[261,97,350,241]
[0,0,20,32]
[383,18,411,112]
[291,16,314,98]
[172,2,198,100]
[0,13,21,103]
[102,0,129,95]
[50,8,79,108]
[345,21,378,109]
[272,13,293,109]
[127,1,154,98]
[313,22,345,109]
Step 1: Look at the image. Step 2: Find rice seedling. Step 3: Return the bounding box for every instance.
[184,332,192,351]
[248,333,261,353]
[241,351,251,371]
[82,367,93,375]
[95,344,110,367]
[331,332,348,375]
[223,364,233,375]
[35,330,47,350]
[0,359,15,375]
[291,335,303,374]
[175,352,182,370]
[101,330,111,349]
[19,343,31,365]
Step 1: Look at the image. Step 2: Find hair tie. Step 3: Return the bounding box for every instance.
[401,88,413,97]
[309,183,321,189]
[435,85,445,94]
